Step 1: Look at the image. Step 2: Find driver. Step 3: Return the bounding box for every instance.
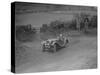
[57,34,64,41]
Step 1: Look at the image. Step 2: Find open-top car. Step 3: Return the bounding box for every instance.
[41,36,69,53]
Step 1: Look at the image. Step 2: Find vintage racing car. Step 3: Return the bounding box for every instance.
[41,36,69,53]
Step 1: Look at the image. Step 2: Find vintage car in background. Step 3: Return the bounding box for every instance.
[41,36,69,53]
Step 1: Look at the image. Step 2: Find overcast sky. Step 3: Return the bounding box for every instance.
[15,2,97,14]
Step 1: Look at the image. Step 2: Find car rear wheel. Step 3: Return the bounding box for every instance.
[62,39,69,48]
[66,39,69,43]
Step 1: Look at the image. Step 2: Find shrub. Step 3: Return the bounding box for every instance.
[88,15,97,28]
[40,24,48,33]
[68,19,77,30]
[16,25,37,42]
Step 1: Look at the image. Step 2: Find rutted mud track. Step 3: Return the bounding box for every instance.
[16,36,97,73]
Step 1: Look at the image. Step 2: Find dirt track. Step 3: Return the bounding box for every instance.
[15,35,97,73]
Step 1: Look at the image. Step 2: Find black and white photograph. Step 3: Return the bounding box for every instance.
[12,2,97,73]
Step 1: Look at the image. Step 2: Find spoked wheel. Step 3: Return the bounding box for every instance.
[51,44,57,53]
[62,39,69,48]
[42,45,45,52]
[64,39,69,47]
[66,39,69,43]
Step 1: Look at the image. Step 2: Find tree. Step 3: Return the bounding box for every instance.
[74,13,90,31]
[40,24,48,32]
[88,15,97,28]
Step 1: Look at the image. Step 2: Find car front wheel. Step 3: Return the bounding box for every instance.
[51,44,57,53]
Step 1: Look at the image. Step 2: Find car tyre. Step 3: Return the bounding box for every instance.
[52,44,57,53]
